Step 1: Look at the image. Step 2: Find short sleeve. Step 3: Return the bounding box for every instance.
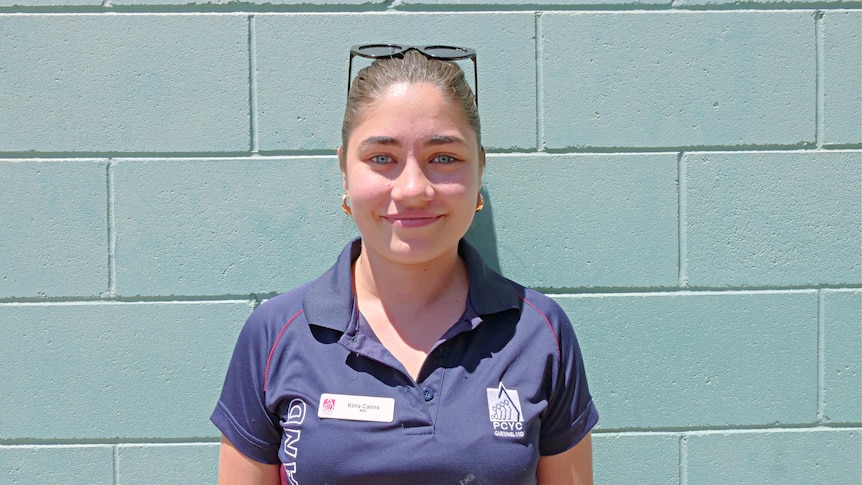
[210,311,283,464]
[539,309,599,456]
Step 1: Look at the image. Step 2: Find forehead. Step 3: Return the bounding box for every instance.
[348,82,476,144]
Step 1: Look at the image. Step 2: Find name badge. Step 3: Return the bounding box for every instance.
[317,393,395,423]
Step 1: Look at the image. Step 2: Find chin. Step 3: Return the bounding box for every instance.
[366,236,457,267]
[388,239,448,260]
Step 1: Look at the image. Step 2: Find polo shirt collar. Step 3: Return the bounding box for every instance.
[302,238,520,332]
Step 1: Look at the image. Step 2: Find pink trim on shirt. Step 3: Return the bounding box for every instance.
[519,296,561,358]
[264,309,304,392]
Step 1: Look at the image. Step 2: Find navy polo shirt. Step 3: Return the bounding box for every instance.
[212,238,598,485]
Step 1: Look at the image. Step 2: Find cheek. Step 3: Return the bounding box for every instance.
[445,169,481,194]
[439,182,472,197]
[344,171,389,202]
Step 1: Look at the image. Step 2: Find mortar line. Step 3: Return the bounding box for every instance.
[1,439,222,447]
[815,10,825,149]
[3,145,859,161]
[1,5,857,14]
[113,444,119,485]
[106,159,117,298]
[679,434,688,485]
[817,288,826,422]
[248,14,260,154]
[677,151,688,287]
[535,12,545,152]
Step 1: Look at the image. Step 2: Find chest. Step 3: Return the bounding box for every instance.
[265,325,554,485]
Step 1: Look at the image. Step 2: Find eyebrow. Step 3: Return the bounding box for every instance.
[357,136,400,150]
[425,135,468,147]
[357,135,468,150]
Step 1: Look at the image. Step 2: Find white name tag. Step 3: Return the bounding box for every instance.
[317,393,395,423]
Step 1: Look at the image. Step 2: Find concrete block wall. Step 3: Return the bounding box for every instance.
[0,1,859,483]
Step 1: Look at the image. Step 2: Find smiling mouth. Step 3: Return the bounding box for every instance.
[382,214,443,228]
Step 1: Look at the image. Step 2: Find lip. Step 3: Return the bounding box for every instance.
[382,213,443,228]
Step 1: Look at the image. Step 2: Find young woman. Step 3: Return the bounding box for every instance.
[212,44,598,484]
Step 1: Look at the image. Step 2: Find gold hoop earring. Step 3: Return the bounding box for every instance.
[341,193,352,215]
[475,192,484,213]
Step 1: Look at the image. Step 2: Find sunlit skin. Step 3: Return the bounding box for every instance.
[338,81,484,272]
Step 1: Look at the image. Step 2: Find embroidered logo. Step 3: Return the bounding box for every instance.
[486,382,525,438]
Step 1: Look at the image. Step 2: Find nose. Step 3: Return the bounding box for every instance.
[391,157,433,203]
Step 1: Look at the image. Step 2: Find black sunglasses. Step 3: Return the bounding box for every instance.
[347,43,479,105]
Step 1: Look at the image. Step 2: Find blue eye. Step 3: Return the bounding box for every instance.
[370,155,393,164]
[432,154,457,164]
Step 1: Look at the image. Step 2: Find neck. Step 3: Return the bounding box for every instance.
[353,242,467,310]
[352,241,470,379]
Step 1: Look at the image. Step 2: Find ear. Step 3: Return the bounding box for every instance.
[478,145,486,177]
[337,146,348,191]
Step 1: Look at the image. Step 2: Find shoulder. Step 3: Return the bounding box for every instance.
[503,281,571,333]
[235,282,313,350]
[254,283,312,325]
[245,237,359,335]
[234,238,357,360]
[517,286,569,324]
[487,279,580,362]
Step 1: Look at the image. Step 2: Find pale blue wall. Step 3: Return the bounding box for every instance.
[1,1,860,483]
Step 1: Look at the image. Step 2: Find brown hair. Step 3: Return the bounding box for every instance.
[340,50,481,160]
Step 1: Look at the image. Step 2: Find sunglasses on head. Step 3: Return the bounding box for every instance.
[347,43,479,105]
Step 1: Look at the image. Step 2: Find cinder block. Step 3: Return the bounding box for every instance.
[0,160,107,298]
[468,153,678,289]
[685,151,861,287]
[117,444,218,485]
[404,0,667,4]
[557,291,818,429]
[113,157,355,297]
[675,0,860,5]
[593,433,679,484]
[540,12,815,149]
[0,1,100,5]
[0,15,249,153]
[0,445,113,485]
[823,289,862,424]
[0,301,250,439]
[686,429,862,484]
[822,10,862,145]
[114,0,378,3]
[254,13,536,152]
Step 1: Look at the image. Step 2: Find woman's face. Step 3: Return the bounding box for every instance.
[340,81,483,268]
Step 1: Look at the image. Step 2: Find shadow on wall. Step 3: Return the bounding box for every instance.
[466,186,501,274]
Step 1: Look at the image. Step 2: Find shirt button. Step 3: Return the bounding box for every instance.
[422,387,435,402]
